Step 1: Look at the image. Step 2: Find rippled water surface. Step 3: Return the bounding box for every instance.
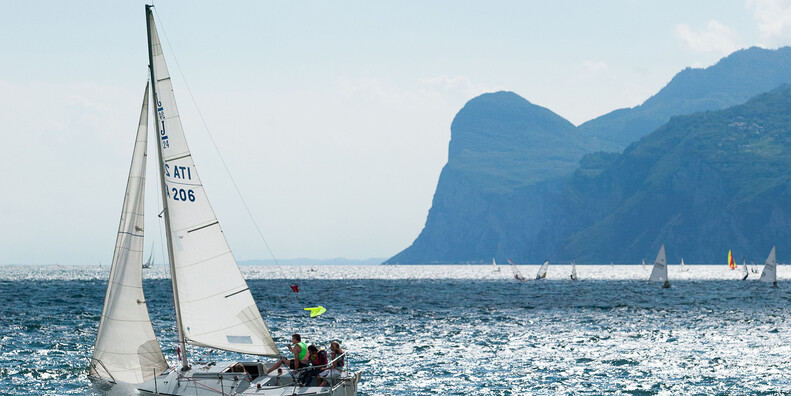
[2,264,791,395]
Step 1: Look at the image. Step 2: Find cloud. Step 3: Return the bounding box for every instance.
[582,60,608,73]
[747,0,791,45]
[675,20,740,54]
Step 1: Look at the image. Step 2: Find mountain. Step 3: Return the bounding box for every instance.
[580,47,791,151]
[387,47,791,264]
[543,86,791,263]
[386,92,587,263]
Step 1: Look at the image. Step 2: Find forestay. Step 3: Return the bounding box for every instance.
[148,13,278,356]
[649,245,668,282]
[90,85,169,384]
[759,246,777,283]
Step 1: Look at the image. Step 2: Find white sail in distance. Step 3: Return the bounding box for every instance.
[760,246,777,284]
[90,84,168,384]
[147,13,278,357]
[509,259,526,281]
[536,260,549,280]
[570,260,577,280]
[649,245,668,282]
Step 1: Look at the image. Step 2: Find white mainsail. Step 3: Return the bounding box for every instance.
[742,258,749,279]
[759,246,777,284]
[535,260,549,280]
[649,245,668,282]
[570,260,578,280]
[680,258,686,271]
[492,258,500,272]
[90,84,168,384]
[148,13,278,357]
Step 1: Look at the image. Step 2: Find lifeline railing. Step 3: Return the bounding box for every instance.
[292,352,351,387]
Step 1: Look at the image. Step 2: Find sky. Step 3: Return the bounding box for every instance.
[2,0,791,265]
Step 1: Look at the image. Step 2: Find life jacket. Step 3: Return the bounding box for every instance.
[310,350,328,366]
[332,351,344,367]
[296,341,307,361]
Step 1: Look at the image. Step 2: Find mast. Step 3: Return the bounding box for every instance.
[146,4,189,369]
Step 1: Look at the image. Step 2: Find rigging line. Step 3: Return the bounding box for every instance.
[151,9,296,289]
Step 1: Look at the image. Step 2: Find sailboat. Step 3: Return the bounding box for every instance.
[750,259,759,274]
[679,258,687,272]
[759,246,778,287]
[492,258,500,272]
[535,260,549,280]
[648,245,670,288]
[88,6,360,395]
[570,260,578,281]
[508,259,527,281]
[741,258,749,280]
[641,259,646,270]
[728,250,736,270]
[142,243,154,269]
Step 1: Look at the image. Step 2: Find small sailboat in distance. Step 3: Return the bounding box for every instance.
[741,258,749,280]
[508,259,527,281]
[728,250,736,270]
[142,243,154,269]
[535,260,549,280]
[680,257,687,272]
[642,259,646,270]
[570,260,578,281]
[750,259,759,274]
[492,258,500,272]
[649,245,670,288]
[759,246,778,287]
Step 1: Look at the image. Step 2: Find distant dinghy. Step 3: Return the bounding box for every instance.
[570,260,578,281]
[741,258,749,280]
[649,245,670,288]
[642,259,646,270]
[728,250,736,270]
[492,258,500,272]
[508,259,527,282]
[680,258,687,272]
[535,260,549,280]
[142,243,154,269]
[759,246,778,287]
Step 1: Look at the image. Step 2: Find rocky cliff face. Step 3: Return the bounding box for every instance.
[386,92,584,263]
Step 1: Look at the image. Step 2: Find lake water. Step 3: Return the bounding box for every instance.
[1,264,790,395]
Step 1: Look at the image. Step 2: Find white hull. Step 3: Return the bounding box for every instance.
[94,361,359,396]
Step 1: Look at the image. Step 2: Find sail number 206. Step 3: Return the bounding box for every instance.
[171,188,196,202]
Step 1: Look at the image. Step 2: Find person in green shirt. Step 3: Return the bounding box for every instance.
[267,333,308,373]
